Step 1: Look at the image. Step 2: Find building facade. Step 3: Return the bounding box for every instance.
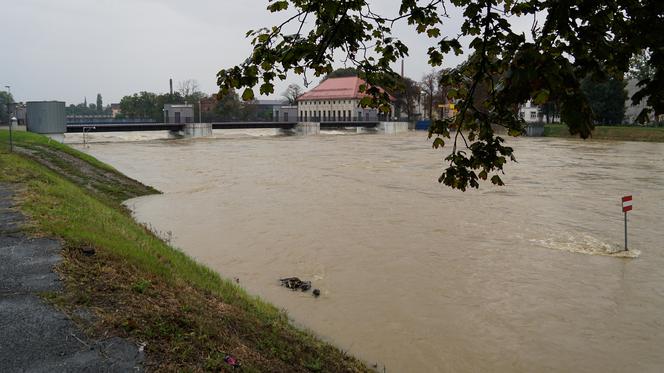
[273,105,298,122]
[296,76,394,121]
[163,104,194,124]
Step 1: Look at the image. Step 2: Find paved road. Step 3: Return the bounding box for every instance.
[0,184,143,372]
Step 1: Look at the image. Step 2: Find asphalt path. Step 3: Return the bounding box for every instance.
[0,184,143,372]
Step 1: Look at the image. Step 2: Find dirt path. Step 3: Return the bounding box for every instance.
[0,183,144,372]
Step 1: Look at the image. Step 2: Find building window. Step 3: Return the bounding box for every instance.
[519,111,525,118]
[530,111,537,119]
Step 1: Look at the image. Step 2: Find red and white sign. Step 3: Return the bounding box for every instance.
[622,195,633,213]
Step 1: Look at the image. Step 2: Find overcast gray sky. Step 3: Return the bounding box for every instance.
[2,0,536,105]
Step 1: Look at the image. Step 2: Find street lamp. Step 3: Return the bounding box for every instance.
[9,116,17,152]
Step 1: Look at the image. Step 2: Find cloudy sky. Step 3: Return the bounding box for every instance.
[2,0,536,105]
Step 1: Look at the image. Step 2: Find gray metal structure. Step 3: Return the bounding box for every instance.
[163,104,194,124]
[26,101,66,134]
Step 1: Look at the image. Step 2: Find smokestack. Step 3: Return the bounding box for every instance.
[401,59,404,78]
[169,78,173,96]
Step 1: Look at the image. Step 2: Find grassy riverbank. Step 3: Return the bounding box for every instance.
[0,131,369,372]
[544,124,664,142]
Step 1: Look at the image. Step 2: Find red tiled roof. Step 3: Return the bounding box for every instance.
[297,76,393,101]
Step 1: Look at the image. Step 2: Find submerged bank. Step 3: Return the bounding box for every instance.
[0,130,369,372]
[544,124,664,142]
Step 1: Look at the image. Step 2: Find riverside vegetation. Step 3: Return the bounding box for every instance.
[0,130,369,372]
[543,124,664,142]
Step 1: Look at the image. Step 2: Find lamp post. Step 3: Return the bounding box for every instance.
[9,116,17,152]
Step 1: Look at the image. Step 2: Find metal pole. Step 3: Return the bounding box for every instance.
[198,100,202,123]
[9,118,13,153]
[624,211,628,251]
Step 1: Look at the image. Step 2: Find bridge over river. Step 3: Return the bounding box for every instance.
[65,120,406,137]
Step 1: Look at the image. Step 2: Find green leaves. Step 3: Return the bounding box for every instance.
[241,88,254,101]
[266,1,288,12]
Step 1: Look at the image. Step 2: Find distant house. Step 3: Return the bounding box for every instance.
[163,104,194,124]
[110,103,121,118]
[200,97,217,115]
[519,100,541,122]
[12,103,27,125]
[296,76,395,121]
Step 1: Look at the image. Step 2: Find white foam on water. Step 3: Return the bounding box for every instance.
[530,233,641,258]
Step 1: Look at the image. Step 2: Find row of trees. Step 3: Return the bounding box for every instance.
[207,90,274,122]
[66,94,112,116]
[118,80,206,122]
[117,80,275,122]
[0,90,14,124]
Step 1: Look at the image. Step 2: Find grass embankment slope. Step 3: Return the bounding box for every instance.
[0,130,368,373]
[544,124,664,142]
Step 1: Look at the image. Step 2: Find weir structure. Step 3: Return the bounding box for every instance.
[65,121,410,138]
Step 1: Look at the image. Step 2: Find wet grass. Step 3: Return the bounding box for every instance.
[544,124,664,142]
[0,130,369,372]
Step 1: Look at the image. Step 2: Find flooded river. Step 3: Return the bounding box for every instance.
[75,131,664,372]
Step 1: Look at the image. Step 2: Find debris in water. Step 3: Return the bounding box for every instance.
[279,277,312,291]
[233,277,240,284]
[313,289,321,297]
[224,355,241,368]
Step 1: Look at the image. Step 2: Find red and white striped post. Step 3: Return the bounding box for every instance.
[622,196,633,251]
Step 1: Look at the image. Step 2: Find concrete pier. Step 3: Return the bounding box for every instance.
[182,123,213,138]
[294,122,320,136]
[378,122,410,135]
[525,122,545,137]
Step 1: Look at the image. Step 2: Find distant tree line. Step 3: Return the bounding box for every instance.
[203,91,275,122]
[117,80,206,122]
[0,90,14,124]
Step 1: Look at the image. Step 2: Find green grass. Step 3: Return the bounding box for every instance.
[0,130,118,172]
[544,124,664,142]
[0,130,368,372]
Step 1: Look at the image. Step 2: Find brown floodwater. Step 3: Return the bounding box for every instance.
[74,131,664,372]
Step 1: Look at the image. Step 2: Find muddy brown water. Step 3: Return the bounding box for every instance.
[73,131,664,372]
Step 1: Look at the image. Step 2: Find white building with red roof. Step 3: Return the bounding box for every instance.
[296,76,394,122]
